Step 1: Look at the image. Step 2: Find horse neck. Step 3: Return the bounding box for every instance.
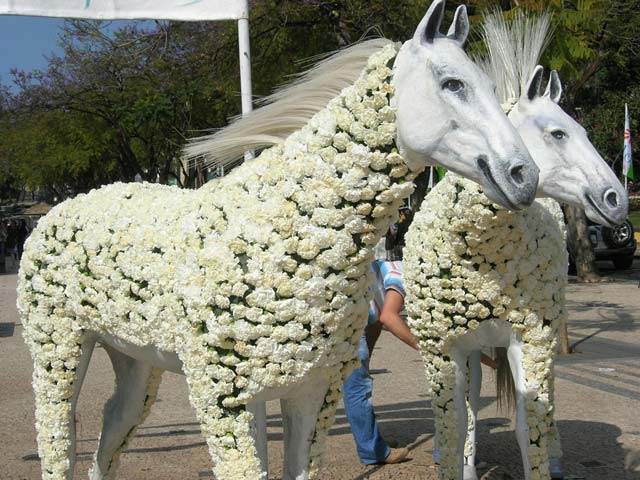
[205,43,418,263]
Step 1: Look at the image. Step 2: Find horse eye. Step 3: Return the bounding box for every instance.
[551,130,566,140]
[442,79,464,92]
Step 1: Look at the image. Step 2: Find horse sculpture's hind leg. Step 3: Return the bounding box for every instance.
[248,401,269,475]
[464,350,482,480]
[431,348,469,480]
[506,340,532,478]
[66,338,97,479]
[281,375,331,480]
[89,345,163,480]
[29,322,94,480]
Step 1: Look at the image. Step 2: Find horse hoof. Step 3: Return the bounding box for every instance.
[463,464,478,480]
[549,457,563,479]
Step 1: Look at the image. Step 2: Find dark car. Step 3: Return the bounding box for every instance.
[567,217,636,272]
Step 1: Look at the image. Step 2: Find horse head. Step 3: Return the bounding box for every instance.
[510,66,628,226]
[392,0,539,210]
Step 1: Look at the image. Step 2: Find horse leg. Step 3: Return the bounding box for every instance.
[449,349,473,480]
[29,321,92,480]
[281,375,331,480]
[548,419,564,479]
[546,356,563,479]
[508,334,557,480]
[464,350,482,479]
[247,401,269,475]
[506,339,531,478]
[89,345,163,480]
[430,348,468,480]
[179,344,263,480]
[67,337,97,479]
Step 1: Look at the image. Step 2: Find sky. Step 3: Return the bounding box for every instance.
[0,16,146,89]
[0,16,65,86]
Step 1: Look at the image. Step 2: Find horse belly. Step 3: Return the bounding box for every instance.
[453,318,514,352]
[98,332,184,374]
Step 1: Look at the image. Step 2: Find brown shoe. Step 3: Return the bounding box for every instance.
[383,447,409,464]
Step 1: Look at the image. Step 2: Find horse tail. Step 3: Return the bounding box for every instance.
[494,347,515,411]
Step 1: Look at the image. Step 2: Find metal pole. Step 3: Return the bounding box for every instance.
[237,16,253,116]
[237,14,254,161]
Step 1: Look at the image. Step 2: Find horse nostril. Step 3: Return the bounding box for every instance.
[604,190,618,209]
[510,164,524,185]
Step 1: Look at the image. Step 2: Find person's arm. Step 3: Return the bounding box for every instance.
[378,289,418,350]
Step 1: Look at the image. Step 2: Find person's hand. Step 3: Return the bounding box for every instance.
[480,353,498,369]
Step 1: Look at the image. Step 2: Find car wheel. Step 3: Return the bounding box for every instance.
[603,220,633,248]
[612,254,634,270]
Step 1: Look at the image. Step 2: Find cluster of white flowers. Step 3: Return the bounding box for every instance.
[404,173,567,480]
[18,43,418,480]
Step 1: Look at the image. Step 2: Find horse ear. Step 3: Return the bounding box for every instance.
[447,5,469,46]
[544,70,562,104]
[414,0,446,45]
[524,65,545,102]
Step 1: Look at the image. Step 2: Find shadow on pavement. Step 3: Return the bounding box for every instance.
[477,419,640,480]
[0,322,15,337]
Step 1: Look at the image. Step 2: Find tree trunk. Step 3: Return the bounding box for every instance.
[565,204,601,282]
[0,242,5,274]
[559,314,571,355]
[411,168,432,213]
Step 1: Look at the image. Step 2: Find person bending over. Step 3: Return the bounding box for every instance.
[343,259,498,466]
[343,259,417,465]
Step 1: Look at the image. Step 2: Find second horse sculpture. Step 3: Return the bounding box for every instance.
[17,2,538,479]
[404,12,627,480]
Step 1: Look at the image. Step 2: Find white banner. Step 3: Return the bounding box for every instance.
[0,0,247,21]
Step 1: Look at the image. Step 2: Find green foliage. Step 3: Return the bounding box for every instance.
[0,0,638,198]
[576,81,640,179]
[0,109,118,197]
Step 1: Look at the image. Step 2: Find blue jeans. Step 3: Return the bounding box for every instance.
[343,336,390,464]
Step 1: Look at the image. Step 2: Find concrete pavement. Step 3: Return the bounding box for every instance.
[1,256,639,480]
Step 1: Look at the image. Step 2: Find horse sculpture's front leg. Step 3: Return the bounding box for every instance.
[179,342,264,480]
[27,319,95,480]
[507,333,556,480]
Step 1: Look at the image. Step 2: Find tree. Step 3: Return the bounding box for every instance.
[1,1,441,196]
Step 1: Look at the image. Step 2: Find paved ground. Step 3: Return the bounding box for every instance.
[1,255,639,480]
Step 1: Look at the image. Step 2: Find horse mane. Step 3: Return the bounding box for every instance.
[478,10,552,104]
[183,38,394,170]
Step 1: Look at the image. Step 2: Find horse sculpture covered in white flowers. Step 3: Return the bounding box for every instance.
[404,12,628,480]
[17,2,540,479]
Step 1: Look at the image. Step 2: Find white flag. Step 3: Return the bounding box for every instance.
[0,0,247,21]
[623,103,633,179]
